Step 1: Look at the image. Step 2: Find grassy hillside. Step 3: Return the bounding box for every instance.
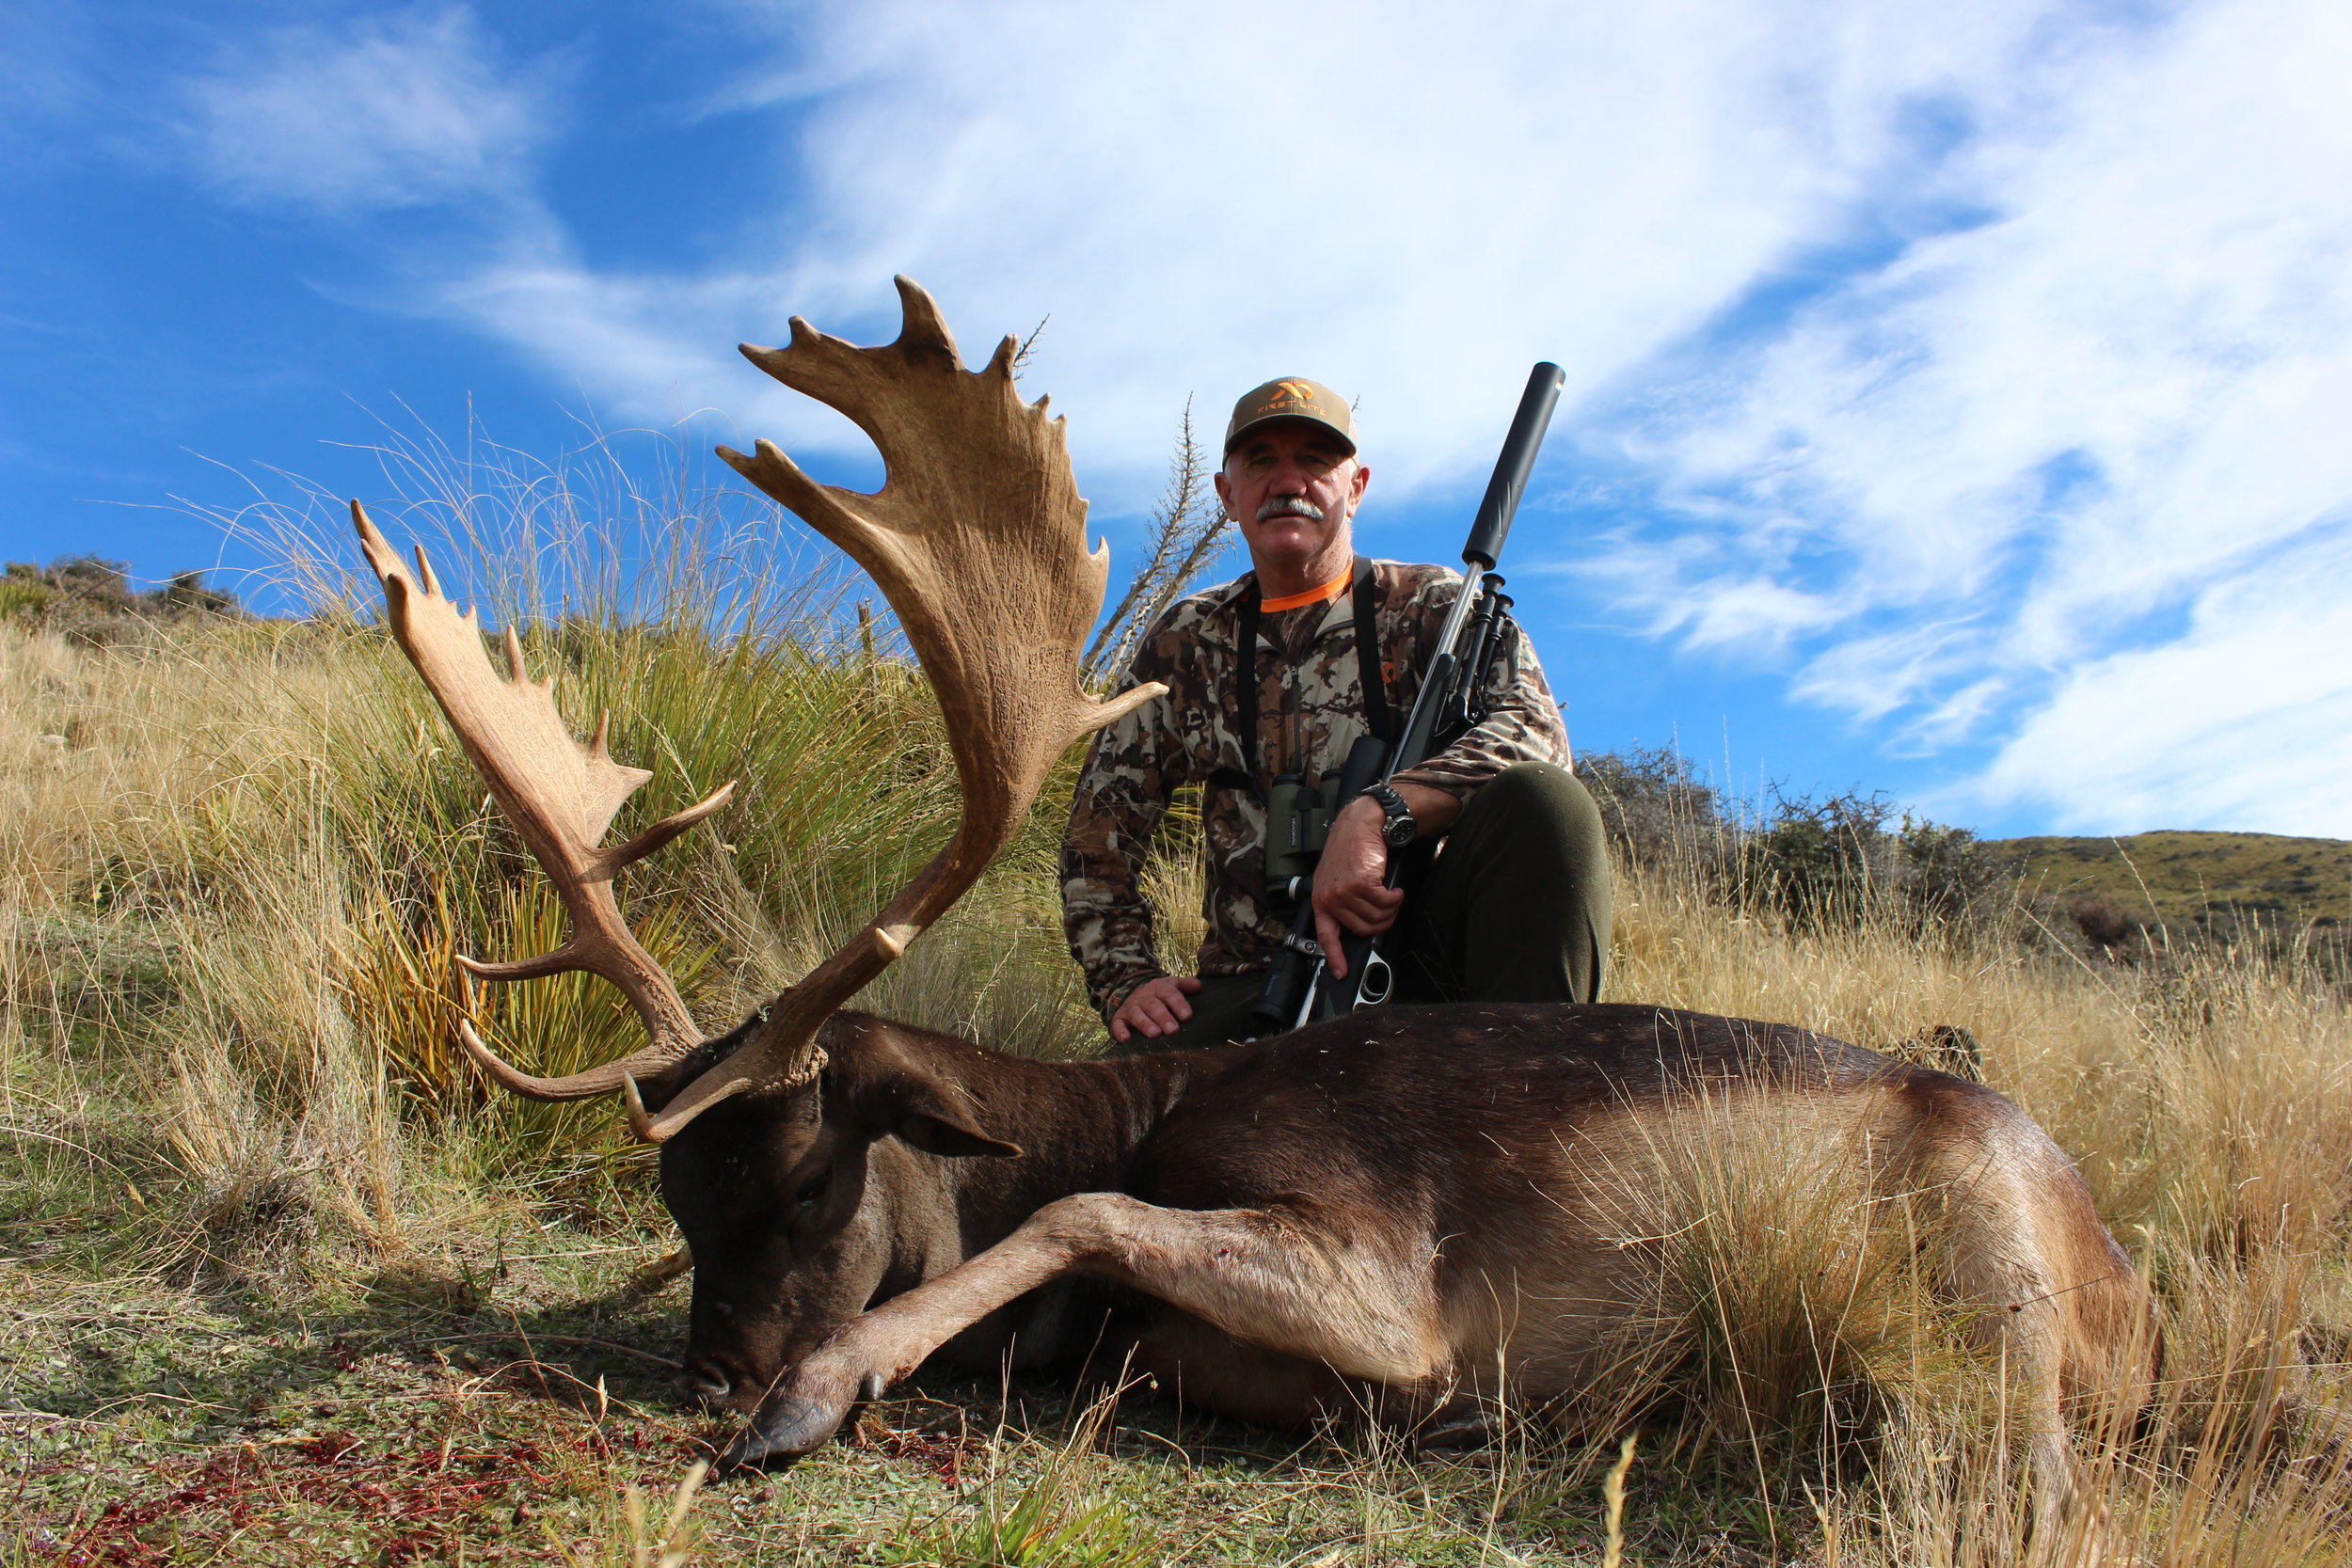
[1994,829,2352,927]
[8,527,2352,1563]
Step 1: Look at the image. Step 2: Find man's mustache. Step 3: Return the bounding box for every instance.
[1256,496,1327,523]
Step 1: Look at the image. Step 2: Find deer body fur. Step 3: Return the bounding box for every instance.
[644,1002,2153,1491]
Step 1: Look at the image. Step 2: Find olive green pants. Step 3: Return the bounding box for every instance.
[1115,762,1612,1053]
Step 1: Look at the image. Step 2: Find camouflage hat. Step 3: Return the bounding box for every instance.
[1223,377,1356,455]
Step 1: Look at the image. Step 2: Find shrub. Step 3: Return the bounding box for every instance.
[2067,891,2137,949]
[1581,749,2011,937]
[1,554,242,641]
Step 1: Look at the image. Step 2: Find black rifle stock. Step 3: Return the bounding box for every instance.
[1253,361,1565,1034]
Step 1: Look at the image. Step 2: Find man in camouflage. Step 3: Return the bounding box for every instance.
[1061,376,1613,1049]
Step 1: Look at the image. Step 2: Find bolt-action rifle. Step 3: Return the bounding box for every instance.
[1251,360,1566,1035]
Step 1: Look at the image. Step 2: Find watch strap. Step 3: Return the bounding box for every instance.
[1364,783,1417,846]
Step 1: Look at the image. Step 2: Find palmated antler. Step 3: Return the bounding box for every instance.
[355,503,736,1099]
[624,276,1165,1140]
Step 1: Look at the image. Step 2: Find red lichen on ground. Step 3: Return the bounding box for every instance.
[38,1423,688,1566]
[853,1410,979,1489]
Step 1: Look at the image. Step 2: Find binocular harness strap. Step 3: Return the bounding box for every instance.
[1207,561,1393,800]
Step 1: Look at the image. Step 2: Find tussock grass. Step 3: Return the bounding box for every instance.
[7,454,2352,1561]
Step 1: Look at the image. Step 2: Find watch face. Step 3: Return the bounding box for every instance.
[1384,816,1416,847]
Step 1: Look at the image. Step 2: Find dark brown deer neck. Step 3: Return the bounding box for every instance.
[827,1015,1217,1252]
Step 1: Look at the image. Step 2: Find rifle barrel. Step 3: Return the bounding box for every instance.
[1462,361,1565,570]
[1386,362,1565,783]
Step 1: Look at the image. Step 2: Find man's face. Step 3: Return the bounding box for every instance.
[1216,420,1371,580]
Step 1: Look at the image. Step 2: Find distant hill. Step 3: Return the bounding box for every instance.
[1989,830,2351,929]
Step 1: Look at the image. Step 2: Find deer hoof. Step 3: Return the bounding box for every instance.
[1413,1411,1496,1450]
[719,1388,854,1472]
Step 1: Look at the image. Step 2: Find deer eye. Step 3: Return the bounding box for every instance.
[796,1174,830,1209]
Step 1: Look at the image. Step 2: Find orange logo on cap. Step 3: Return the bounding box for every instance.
[1273,380,1317,405]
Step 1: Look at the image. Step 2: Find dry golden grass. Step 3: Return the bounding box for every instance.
[8,595,2352,1564]
[1606,855,2352,1563]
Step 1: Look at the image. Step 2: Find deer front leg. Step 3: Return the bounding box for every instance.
[721,1191,1450,1469]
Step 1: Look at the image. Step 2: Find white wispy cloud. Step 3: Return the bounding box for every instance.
[1586,0,2352,832]
[410,0,2088,484]
[1971,529,2352,833]
[149,0,2352,833]
[181,6,564,214]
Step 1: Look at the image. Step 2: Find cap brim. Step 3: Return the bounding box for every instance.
[1222,412,1357,457]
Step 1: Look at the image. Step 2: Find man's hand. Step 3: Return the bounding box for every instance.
[1311,784,1464,977]
[1311,798,1406,977]
[1108,974,1204,1042]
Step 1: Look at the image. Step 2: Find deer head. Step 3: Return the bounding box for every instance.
[359,277,1163,1143]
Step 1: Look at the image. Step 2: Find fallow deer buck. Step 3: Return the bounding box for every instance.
[357,278,2153,1518]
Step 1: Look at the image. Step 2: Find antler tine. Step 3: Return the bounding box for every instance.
[354,501,736,1102]
[647,277,1164,1141]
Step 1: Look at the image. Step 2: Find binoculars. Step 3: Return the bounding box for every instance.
[1252,735,1391,1033]
[1263,770,1344,903]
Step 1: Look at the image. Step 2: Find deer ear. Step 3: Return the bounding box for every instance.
[858,1074,1023,1160]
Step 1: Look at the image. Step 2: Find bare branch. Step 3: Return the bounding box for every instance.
[1009,316,1050,379]
[1083,399,1231,686]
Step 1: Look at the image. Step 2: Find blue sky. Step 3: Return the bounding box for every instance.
[7,0,2350,837]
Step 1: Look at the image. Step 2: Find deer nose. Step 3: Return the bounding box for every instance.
[675,1358,733,1405]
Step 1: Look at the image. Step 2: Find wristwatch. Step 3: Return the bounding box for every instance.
[1363,784,1418,847]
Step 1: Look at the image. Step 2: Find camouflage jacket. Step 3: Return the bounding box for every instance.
[1060,557,1570,1017]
